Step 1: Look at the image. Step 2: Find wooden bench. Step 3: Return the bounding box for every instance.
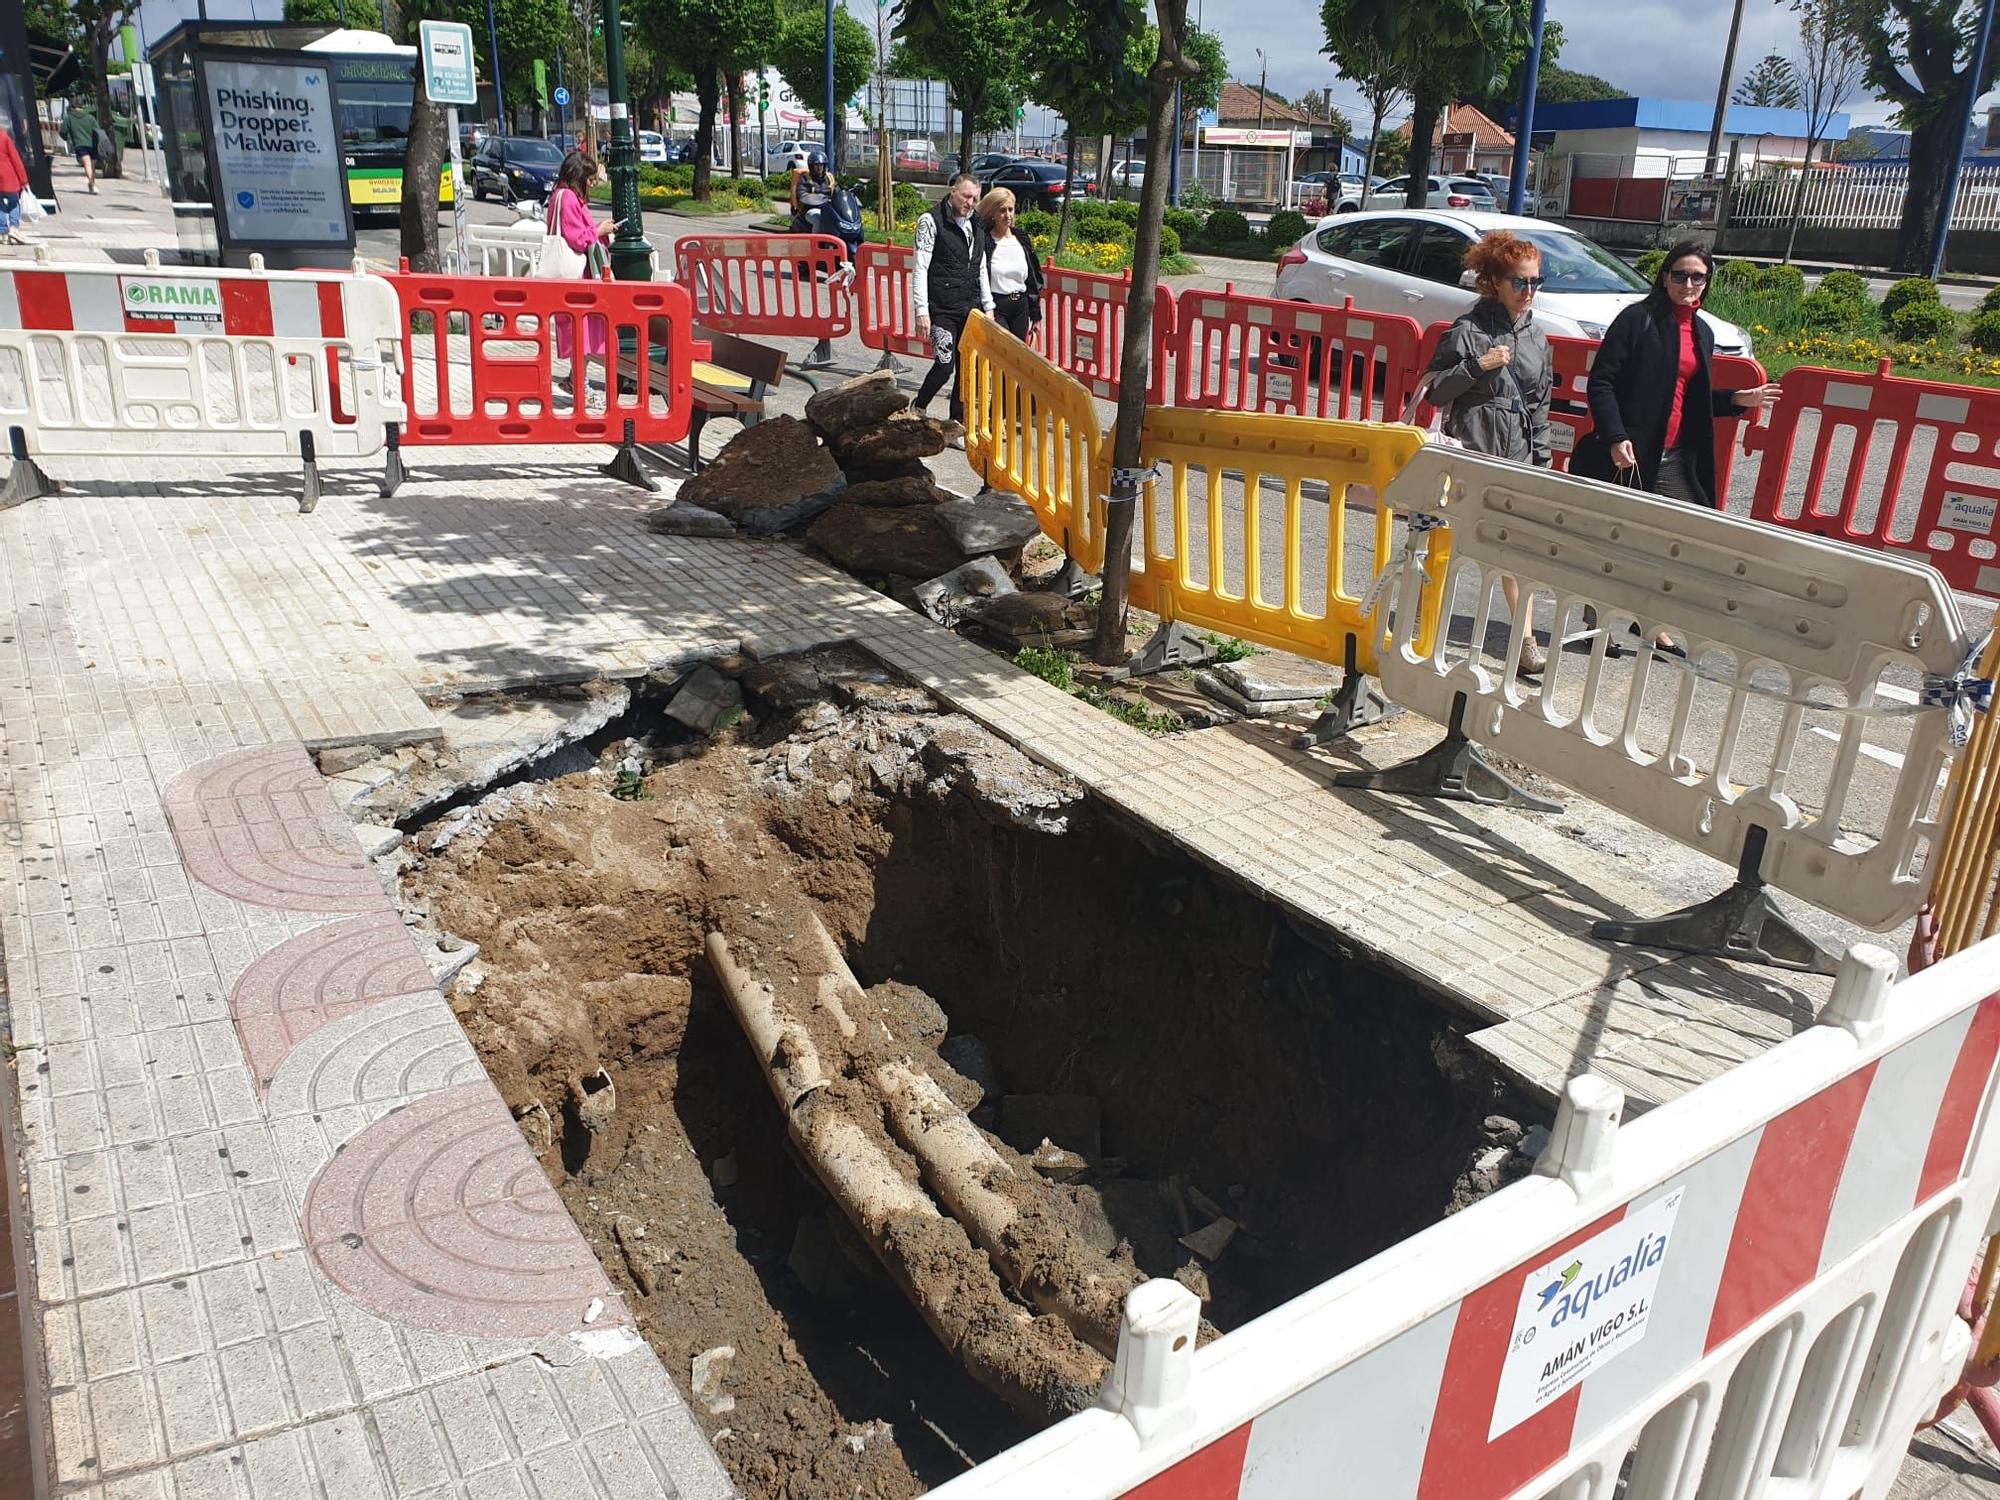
[687,326,788,473]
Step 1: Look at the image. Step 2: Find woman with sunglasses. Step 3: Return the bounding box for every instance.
[1425,229,1556,675]
[1574,240,1779,507]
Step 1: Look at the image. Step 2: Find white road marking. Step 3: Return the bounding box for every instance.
[1809,724,1907,770]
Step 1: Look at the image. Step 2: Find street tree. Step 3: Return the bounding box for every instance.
[638,0,779,198]
[1172,26,1227,156]
[287,0,386,27]
[25,0,72,51]
[770,0,874,142]
[1827,0,2000,271]
[1782,0,1863,262]
[1833,127,1878,160]
[449,0,569,130]
[378,2,449,273]
[1322,0,1411,186]
[67,0,123,177]
[1371,125,1407,173]
[890,0,1028,169]
[1535,63,1621,103]
[1467,17,1567,116]
[1021,3,1150,249]
[1733,53,1802,107]
[1388,0,1526,207]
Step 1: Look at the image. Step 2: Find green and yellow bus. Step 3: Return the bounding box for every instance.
[304,29,453,214]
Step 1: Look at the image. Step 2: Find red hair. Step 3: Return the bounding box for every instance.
[1464,230,1541,298]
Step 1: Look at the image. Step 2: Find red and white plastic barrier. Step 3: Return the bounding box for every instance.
[1745,360,2000,599]
[672,232,854,340]
[1173,290,1423,422]
[934,940,2000,1499]
[855,241,929,363]
[0,256,405,510]
[1035,265,1175,406]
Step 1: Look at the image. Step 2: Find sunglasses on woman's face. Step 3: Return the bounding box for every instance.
[1508,275,1545,291]
[1669,270,1710,285]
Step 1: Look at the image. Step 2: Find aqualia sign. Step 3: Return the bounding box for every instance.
[204,56,349,247]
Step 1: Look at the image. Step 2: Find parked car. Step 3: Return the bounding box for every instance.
[1359,175,1499,212]
[769,138,825,173]
[969,152,1019,183]
[637,130,668,163]
[1271,209,1753,354]
[1111,159,1146,188]
[469,135,566,204]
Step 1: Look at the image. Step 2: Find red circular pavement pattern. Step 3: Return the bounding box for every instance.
[164,744,388,913]
[303,1082,628,1340]
[231,912,439,1092]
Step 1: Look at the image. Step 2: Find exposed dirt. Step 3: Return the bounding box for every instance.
[403,649,1537,1497]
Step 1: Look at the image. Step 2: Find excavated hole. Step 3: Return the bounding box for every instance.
[398,646,1542,1499]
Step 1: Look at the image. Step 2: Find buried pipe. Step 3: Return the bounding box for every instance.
[705,931,1106,1421]
[877,1058,1140,1358]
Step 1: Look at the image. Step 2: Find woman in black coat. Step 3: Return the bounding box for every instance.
[1572,239,1779,507]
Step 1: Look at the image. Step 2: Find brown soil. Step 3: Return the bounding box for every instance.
[405,650,1533,1497]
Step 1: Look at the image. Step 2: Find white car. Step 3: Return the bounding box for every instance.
[1272,209,1754,355]
[637,130,668,163]
[1360,175,1499,212]
[1111,160,1145,187]
[769,139,824,173]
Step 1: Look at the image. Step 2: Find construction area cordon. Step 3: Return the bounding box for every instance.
[5,165,2000,1499]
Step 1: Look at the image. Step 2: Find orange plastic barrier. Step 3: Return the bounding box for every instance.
[855,241,928,360]
[1034,265,1175,405]
[1172,290,1424,422]
[1745,360,2000,597]
[672,233,854,339]
[389,272,696,477]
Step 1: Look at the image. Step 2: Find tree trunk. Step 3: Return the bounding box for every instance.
[958,96,975,178]
[694,69,719,201]
[1363,91,1386,189]
[1055,131,1078,255]
[90,34,122,180]
[1405,88,1439,208]
[728,74,745,177]
[1895,110,1962,274]
[1093,4,1196,665]
[400,91,447,272]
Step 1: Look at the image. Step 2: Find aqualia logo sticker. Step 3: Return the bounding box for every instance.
[1489,1187,1684,1439]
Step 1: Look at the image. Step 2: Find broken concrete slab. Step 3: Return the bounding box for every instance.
[643,502,738,537]
[841,473,950,508]
[352,823,402,859]
[1208,652,1342,702]
[828,411,955,471]
[1194,671,1320,719]
[919,725,1085,835]
[665,666,745,735]
[679,416,843,524]
[912,556,1016,626]
[1178,1217,1238,1263]
[807,502,972,580]
[932,492,1042,556]
[998,1093,1102,1158]
[741,657,825,717]
[962,590,1096,647]
[805,369,912,440]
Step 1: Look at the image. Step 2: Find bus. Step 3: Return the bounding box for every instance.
[303,29,453,215]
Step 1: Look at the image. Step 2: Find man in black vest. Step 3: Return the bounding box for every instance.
[913,174,993,433]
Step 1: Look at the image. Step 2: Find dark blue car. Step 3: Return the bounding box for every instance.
[470,136,566,204]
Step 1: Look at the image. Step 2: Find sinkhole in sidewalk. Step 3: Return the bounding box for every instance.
[394,646,1541,1497]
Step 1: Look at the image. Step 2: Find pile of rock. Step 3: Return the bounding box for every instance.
[643,371,1045,608]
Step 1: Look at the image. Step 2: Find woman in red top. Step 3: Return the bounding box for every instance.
[1573,240,1779,507]
[0,126,32,245]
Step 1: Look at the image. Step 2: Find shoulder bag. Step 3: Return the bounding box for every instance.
[535,190,588,280]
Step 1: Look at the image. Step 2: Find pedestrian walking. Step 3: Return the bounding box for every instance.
[0,127,32,244]
[1572,239,1780,508]
[61,102,99,193]
[1423,228,1555,676]
[537,150,615,372]
[913,174,993,437]
[978,187,1043,341]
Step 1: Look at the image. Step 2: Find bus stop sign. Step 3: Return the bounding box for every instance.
[419,20,478,106]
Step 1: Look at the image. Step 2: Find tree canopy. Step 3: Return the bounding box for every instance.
[1732,53,1802,107]
[286,0,386,28]
[770,0,874,122]
[1535,63,1622,103]
[891,0,1029,161]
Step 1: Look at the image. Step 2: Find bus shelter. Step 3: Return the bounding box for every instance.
[150,21,439,267]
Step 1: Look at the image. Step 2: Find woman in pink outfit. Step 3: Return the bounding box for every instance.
[545,151,614,362]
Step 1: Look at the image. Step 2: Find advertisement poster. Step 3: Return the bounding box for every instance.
[205,56,349,247]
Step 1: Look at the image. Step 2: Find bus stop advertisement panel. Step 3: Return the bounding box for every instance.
[188,44,355,268]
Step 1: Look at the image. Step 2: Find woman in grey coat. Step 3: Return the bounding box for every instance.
[1424,228,1554,675]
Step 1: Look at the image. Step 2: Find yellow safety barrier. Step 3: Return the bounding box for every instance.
[1128,408,1446,673]
[1927,632,2000,956]
[959,312,1109,571]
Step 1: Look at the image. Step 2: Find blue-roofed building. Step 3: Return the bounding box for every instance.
[1525,97,1853,169]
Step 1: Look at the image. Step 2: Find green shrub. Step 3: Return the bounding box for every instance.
[1164,206,1204,243]
[1885,298,1958,344]
[1107,198,1140,224]
[1157,223,1181,258]
[1751,263,1805,296]
[1016,206,1058,242]
[1971,309,2000,352]
[1713,259,1758,291]
[640,164,694,191]
[1881,277,1941,318]
[1982,285,2000,317]
[765,171,795,195]
[1180,183,1216,214]
[1800,285,1870,331]
[1634,248,1666,279]
[1204,207,1250,244]
[1265,209,1310,248]
[1817,269,1871,302]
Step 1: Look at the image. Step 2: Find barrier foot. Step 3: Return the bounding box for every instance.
[1294,638,1395,748]
[801,337,837,371]
[1045,557,1098,601]
[1,456,58,509]
[1590,827,1840,975]
[1333,693,1560,811]
[601,421,661,494]
[299,434,321,516]
[1121,620,1216,680]
[873,348,909,375]
[379,424,407,499]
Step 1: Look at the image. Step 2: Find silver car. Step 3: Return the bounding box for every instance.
[1358,175,1499,213]
[1272,208,1753,354]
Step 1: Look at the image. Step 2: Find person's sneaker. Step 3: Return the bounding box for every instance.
[1515,639,1548,678]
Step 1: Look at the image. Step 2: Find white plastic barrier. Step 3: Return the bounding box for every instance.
[1368,445,1970,934]
[0,255,406,512]
[934,939,2000,1499]
[462,221,544,277]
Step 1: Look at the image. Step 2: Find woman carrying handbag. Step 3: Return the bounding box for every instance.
[538,151,617,378]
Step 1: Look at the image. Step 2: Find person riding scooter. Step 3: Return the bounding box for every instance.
[790,151,836,231]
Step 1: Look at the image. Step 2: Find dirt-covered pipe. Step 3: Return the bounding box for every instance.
[705,931,1105,1421]
[876,1059,1138,1358]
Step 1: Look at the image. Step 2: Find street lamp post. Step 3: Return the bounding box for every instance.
[485,0,505,132]
[1931,0,2000,278]
[1505,0,1545,215]
[602,0,655,278]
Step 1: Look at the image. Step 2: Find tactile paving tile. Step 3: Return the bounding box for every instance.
[302,1082,628,1342]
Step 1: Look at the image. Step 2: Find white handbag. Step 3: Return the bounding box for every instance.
[1401,373,1465,450]
[535,191,586,280]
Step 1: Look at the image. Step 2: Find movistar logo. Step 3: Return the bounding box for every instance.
[1537,1260,1582,1310]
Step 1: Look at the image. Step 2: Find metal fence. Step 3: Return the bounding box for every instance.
[1728,162,2000,230]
